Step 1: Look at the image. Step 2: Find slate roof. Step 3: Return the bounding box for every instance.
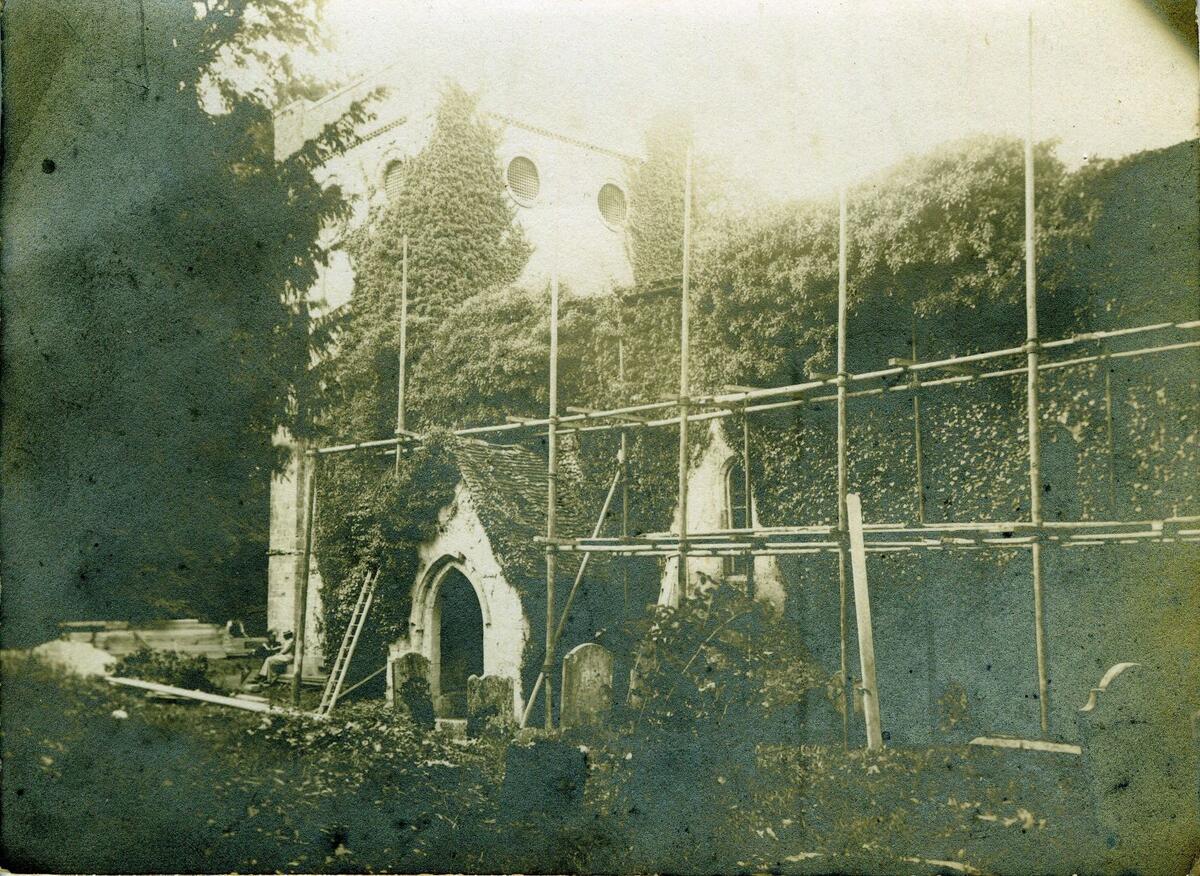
[449,439,590,591]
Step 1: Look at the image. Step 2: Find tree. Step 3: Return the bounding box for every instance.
[1,0,368,640]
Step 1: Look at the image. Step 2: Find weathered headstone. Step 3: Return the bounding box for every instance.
[560,642,613,729]
[1077,662,1199,874]
[390,652,434,730]
[467,673,514,735]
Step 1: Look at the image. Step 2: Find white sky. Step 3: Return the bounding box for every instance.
[316,0,1198,200]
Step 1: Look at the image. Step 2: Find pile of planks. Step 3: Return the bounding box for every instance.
[59,619,266,660]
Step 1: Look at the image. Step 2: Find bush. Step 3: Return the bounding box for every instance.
[112,646,219,692]
[592,582,825,871]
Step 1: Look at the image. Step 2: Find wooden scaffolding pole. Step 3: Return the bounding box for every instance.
[544,269,560,729]
[395,235,409,475]
[1104,356,1117,512]
[1025,13,1051,735]
[742,408,755,595]
[619,333,630,611]
[521,457,624,728]
[677,147,693,601]
[291,449,319,707]
[847,493,883,750]
[910,317,927,525]
[836,187,851,748]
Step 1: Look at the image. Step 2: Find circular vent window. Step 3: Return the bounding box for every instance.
[598,183,627,228]
[506,156,540,205]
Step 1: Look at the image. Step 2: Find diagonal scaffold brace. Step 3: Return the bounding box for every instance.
[522,451,625,728]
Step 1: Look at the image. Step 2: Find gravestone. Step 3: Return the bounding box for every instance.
[467,673,514,735]
[1077,662,1198,875]
[390,652,434,730]
[560,642,613,729]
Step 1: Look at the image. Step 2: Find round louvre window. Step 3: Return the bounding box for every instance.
[598,183,627,228]
[506,156,540,204]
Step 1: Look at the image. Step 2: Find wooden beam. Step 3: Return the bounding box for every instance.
[836,186,851,749]
[291,451,319,707]
[108,676,288,714]
[677,147,693,603]
[544,268,560,730]
[1025,12,1051,736]
[565,406,653,424]
[847,493,884,750]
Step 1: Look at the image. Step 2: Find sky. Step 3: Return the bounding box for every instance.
[313,0,1198,201]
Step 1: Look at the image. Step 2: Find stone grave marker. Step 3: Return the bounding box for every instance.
[560,642,613,729]
[390,651,434,730]
[467,673,515,735]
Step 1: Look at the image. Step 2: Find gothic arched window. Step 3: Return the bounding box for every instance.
[724,459,750,579]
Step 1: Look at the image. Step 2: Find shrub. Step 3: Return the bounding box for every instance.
[112,647,218,693]
[592,581,825,870]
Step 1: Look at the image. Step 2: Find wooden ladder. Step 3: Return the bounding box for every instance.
[316,567,380,717]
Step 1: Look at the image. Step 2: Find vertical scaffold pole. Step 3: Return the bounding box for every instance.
[742,409,755,596]
[395,235,409,476]
[619,333,630,612]
[677,148,693,602]
[912,317,937,738]
[1025,13,1051,735]
[291,449,319,707]
[1104,357,1117,513]
[836,187,851,748]
[911,317,927,525]
[544,269,560,730]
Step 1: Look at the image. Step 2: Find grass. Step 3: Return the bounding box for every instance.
[2,653,1177,874]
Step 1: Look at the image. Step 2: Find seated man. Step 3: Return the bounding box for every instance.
[256,630,295,684]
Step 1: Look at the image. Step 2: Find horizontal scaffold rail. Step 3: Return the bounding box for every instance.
[558,337,1200,436]
[309,318,1199,455]
[537,516,1200,556]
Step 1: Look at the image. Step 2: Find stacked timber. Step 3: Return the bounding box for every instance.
[58,619,266,659]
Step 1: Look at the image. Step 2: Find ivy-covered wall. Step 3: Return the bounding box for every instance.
[308,126,1196,737]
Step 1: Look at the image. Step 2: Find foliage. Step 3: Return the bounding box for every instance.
[584,580,823,869]
[625,579,822,742]
[312,85,537,645]
[0,649,1172,875]
[2,0,371,636]
[625,112,693,286]
[112,647,219,693]
[690,136,1086,392]
[740,743,1101,874]
[314,429,459,653]
[409,284,619,429]
[0,654,505,873]
[320,83,532,438]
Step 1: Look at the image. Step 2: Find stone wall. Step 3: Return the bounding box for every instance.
[265,428,325,677]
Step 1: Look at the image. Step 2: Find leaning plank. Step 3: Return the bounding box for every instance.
[106,676,288,713]
[968,736,1082,755]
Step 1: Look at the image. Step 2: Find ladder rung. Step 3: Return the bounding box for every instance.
[317,567,380,717]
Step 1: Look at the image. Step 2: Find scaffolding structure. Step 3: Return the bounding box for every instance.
[290,21,1200,743]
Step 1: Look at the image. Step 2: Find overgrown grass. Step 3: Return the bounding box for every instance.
[0,654,504,873]
[1,652,1130,874]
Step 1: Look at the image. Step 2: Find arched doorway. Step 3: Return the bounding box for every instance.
[431,568,484,718]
